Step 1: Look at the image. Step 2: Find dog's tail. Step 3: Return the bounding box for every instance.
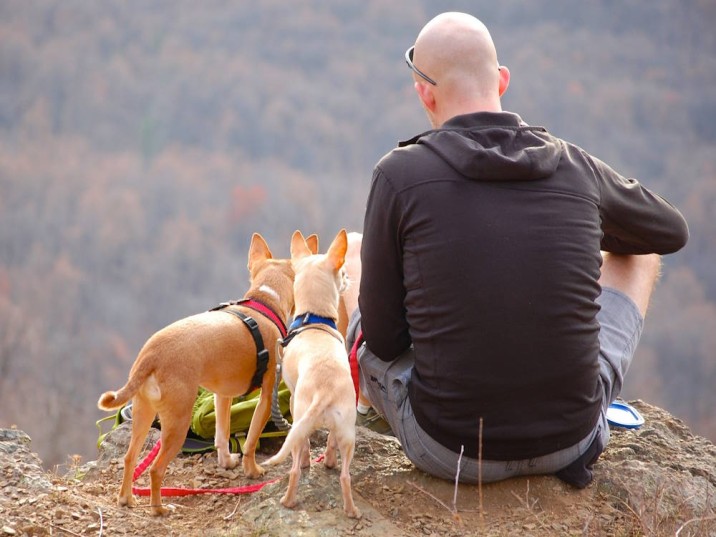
[97,354,156,411]
[97,389,130,412]
[263,397,323,467]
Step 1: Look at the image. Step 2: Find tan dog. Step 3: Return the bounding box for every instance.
[97,233,295,516]
[263,229,361,518]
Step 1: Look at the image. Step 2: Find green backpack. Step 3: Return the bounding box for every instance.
[96,382,292,454]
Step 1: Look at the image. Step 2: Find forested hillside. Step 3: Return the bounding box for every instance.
[1,0,714,467]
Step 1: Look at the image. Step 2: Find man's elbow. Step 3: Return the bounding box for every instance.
[661,218,689,254]
[362,328,411,362]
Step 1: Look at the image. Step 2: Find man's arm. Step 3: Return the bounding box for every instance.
[590,155,689,254]
[359,166,411,361]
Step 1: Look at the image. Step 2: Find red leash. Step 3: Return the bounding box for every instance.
[132,440,162,482]
[132,481,279,497]
[131,440,324,497]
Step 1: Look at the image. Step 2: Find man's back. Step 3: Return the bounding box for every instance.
[360,111,685,459]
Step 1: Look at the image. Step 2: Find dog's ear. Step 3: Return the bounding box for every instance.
[305,234,319,255]
[290,230,312,260]
[248,233,273,272]
[326,229,348,271]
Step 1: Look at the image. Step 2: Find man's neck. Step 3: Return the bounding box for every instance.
[435,96,502,128]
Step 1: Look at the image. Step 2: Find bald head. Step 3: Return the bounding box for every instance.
[410,12,509,126]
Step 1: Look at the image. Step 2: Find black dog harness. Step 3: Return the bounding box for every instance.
[210,299,287,393]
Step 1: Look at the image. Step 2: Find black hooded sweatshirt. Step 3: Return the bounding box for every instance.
[359,111,688,460]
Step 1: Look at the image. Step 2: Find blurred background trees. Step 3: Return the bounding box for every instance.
[1,0,714,467]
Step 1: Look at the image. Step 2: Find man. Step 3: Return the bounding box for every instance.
[352,12,688,487]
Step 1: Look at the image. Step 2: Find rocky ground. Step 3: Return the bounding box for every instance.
[2,400,716,536]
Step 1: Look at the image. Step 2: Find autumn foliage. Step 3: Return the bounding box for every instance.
[0,1,714,466]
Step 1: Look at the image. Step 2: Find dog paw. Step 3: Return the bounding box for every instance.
[280,495,297,509]
[117,495,136,508]
[323,452,337,469]
[150,503,175,517]
[243,462,266,479]
[219,452,241,469]
[345,505,362,519]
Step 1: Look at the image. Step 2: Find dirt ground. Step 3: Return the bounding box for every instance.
[2,400,716,536]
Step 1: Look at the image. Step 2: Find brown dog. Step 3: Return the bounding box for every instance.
[263,229,361,518]
[97,233,295,516]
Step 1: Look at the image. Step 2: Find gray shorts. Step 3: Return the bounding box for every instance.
[355,287,644,483]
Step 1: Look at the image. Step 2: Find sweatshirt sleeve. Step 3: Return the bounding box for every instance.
[590,155,689,254]
[358,166,412,361]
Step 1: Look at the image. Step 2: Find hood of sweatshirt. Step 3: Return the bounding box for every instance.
[399,112,562,182]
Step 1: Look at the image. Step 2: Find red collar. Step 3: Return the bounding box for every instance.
[240,299,288,338]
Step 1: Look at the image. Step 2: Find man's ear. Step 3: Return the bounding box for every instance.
[498,65,510,97]
[415,81,436,114]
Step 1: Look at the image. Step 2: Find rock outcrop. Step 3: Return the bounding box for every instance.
[1,400,715,536]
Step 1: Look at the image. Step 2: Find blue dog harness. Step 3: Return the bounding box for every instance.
[280,312,340,347]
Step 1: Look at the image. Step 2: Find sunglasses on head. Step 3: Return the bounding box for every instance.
[405,45,437,86]
[405,46,503,86]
